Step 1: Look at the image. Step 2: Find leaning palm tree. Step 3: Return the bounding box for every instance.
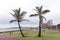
[10,8,27,37]
[30,6,50,37]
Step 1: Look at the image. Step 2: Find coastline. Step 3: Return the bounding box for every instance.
[0,29,19,32]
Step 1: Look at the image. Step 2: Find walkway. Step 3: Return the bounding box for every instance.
[0,33,23,40]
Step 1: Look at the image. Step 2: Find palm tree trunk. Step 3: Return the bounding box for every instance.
[38,20,41,37]
[17,20,25,37]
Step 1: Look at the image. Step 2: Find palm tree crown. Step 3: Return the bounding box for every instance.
[30,6,50,19]
[10,8,27,23]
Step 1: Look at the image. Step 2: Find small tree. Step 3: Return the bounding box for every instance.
[57,24,60,31]
[30,5,50,37]
[10,8,28,37]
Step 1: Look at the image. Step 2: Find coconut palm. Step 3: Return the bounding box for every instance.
[10,8,27,37]
[30,6,50,37]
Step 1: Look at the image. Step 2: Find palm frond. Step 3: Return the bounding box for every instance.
[12,10,17,15]
[10,20,17,23]
[12,10,16,12]
[43,16,46,20]
[42,10,50,14]
[16,8,20,17]
[18,8,20,14]
[39,6,43,13]
[12,8,21,18]
[36,7,40,11]
[13,9,18,14]
[21,11,27,16]
[9,12,15,17]
[30,14,38,17]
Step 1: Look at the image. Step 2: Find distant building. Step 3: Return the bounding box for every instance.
[47,20,53,27]
[51,25,57,30]
[42,23,47,29]
[41,20,53,29]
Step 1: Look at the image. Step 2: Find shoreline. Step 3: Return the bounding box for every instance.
[0,29,19,33]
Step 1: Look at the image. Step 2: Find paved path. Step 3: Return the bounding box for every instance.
[0,33,23,40]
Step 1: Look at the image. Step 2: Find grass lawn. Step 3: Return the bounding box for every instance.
[8,30,60,40]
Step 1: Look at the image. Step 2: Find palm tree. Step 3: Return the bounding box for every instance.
[30,5,50,37]
[10,8,27,37]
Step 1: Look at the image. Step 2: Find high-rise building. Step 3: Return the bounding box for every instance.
[47,20,53,26]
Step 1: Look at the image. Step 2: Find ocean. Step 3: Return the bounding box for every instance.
[0,24,38,32]
[0,28,19,32]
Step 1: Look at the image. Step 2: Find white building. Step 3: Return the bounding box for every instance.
[47,20,53,26]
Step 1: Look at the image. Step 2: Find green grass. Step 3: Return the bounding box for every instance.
[8,30,60,40]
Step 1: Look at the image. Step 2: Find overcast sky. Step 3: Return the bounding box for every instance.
[0,0,60,28]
